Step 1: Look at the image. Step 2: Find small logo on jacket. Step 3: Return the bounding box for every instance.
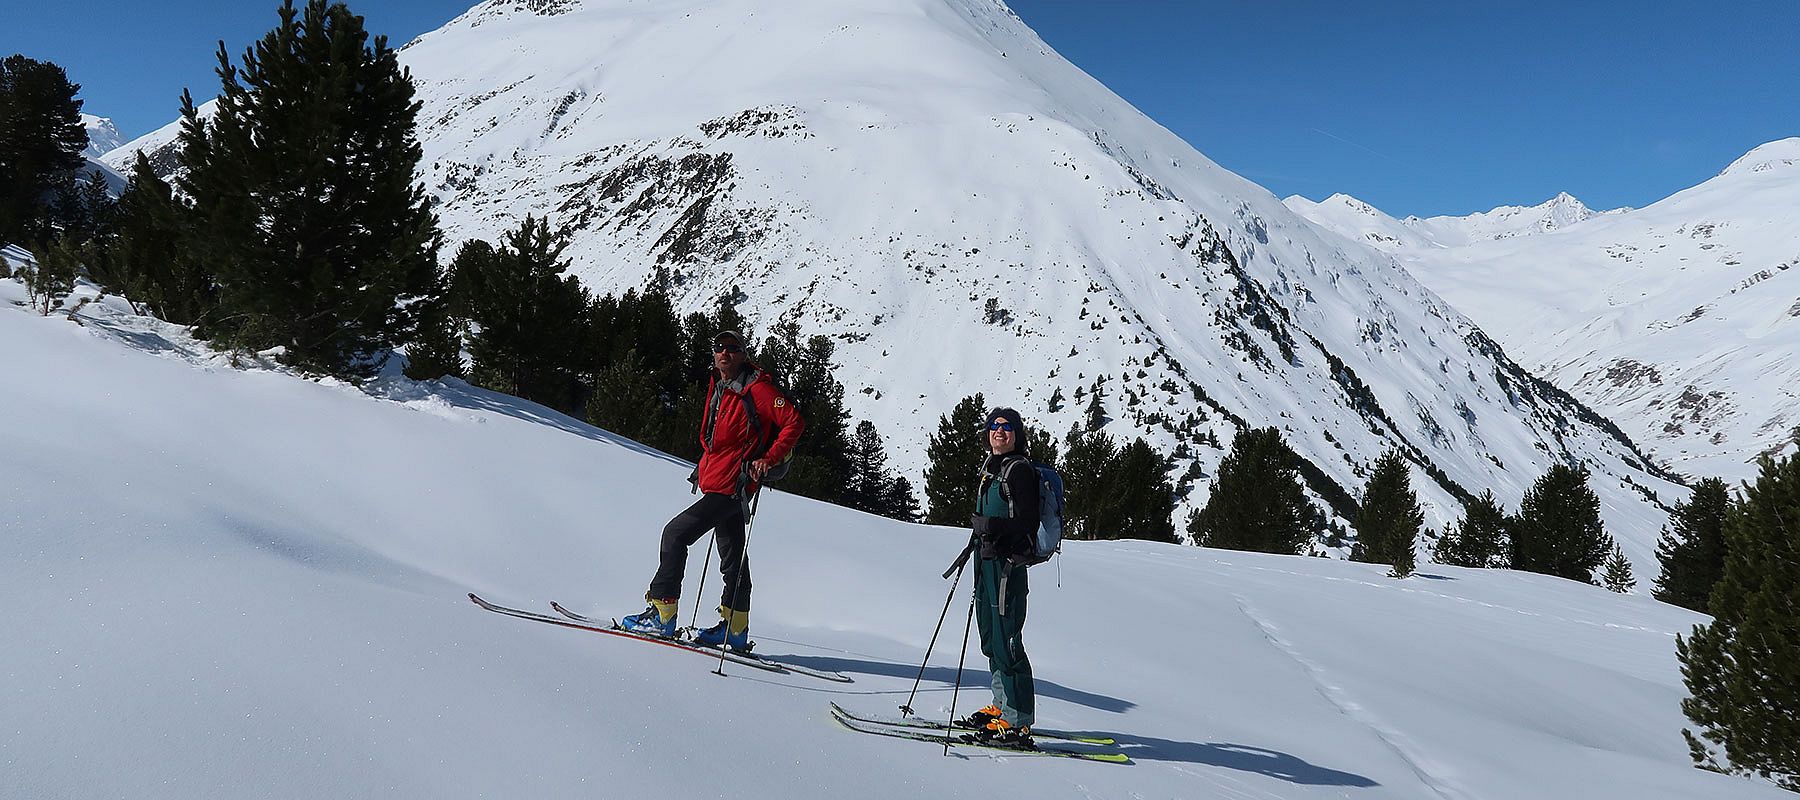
[774,398,786,407]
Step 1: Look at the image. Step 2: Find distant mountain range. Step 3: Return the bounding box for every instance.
[1287,139,1800,483]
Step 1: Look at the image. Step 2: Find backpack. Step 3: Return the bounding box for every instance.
[999,459,1065,565]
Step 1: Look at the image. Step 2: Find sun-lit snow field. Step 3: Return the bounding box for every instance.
[2,283,1786,799]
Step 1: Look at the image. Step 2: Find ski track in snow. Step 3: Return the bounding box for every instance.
[1101,547,1681,639]
[1233,595,1466,800]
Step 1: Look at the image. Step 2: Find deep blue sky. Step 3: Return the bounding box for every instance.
[4,1,1793,217]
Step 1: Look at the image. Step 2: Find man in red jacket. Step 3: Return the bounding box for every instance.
[619,331,804,651]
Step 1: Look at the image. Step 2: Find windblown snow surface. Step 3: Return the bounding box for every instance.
[1,280,1786,799]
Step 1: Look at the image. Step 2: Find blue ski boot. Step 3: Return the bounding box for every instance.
[693,620,751,651]
[618,597,678,638]
[693,606,751,651]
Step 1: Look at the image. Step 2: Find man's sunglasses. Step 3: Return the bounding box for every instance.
[712,343,745,354]
[988,422,1016,432]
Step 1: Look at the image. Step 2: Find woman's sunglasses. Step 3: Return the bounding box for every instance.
[988,422,1016,432]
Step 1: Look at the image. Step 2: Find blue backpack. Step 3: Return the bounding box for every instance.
[1000,459,1065,565]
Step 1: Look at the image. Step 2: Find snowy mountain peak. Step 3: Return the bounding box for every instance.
[1538,191,1596,229]
[1719,137,1800,177]
[81,114,125,160]
[1290,189,1613,254]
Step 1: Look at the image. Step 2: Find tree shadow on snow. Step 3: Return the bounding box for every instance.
[758,655,1135,714]
[1109,735,1378,786]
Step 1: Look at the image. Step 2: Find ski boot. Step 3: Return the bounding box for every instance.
[693,605,751,651]
[618,597,678,638]
[955,705,1003,730]
[965,718,1034,750]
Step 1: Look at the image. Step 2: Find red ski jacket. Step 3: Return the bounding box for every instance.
[697,366,804,496]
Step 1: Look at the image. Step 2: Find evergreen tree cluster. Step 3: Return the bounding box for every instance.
[1432,489,1509,569]
[1188,427,1313,555]
[921,394,1174,542]
[1508,463,1614,583]
[1060,424,1176,543]
[1428,463,1620,588]
[0,53,119,314]
[64,1,437,379]
[845,420,921,521]
[0,54,89,248]
[1677,454,1799,790]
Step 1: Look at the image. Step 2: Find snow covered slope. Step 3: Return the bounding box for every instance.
[1293,140,1800,482]
[103,0,1683,573]
[1,278,1788,800]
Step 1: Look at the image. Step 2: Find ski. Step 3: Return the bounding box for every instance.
[826,702,1115,744]
[468,593,786,675]
[828,705,1131,763]
[549,601,851,683]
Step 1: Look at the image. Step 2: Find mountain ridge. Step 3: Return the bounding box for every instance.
[1289,138,1800,481]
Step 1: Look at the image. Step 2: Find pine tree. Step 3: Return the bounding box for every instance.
[887,476,923,523]
[1677,453,1799,790]
[1600,543,1635,593]
[99,154,208,324]
[0,55,88,246]
[461,217,590,414]
[1060,424,1120,539]
[1026,426,1059,468]
[754,322,852,504]
[1108,437,1178,543]
[403,288,464,381]
[1433,489,1510,568]
[922,394,988,525]
[20,234,78,314]
[1189,427,1312,555]
[585,348,663,441]
[1509,463,1610,583]
[175,0,439,379]
[845,420,895,516]
[1351,449,1424,572]
[1654,477,1731,612]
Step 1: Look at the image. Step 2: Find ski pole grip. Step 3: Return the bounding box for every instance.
[941,539,976,579]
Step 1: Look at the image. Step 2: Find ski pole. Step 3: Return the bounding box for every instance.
[689,533,715,632]
[944,581,977,756]
[900,539,975,717]
[714,485,761,677]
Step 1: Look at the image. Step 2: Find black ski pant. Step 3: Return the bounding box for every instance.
[648,492,751,612]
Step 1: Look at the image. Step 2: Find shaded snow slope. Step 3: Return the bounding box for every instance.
[1,279,1787,799]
